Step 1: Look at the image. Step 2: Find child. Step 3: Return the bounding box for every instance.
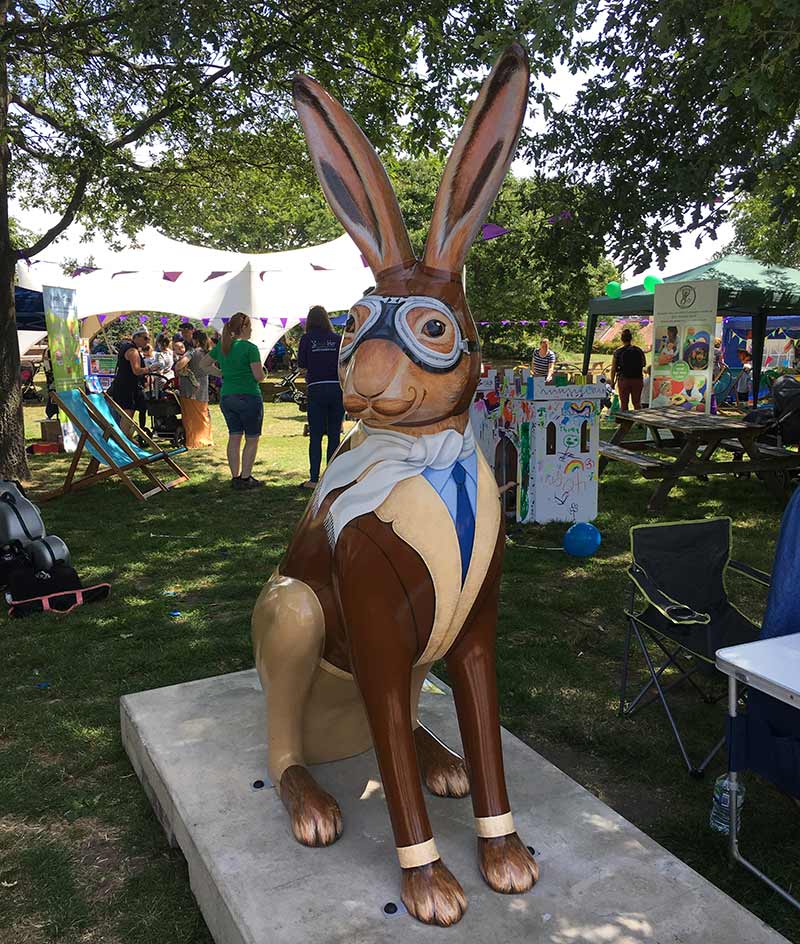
[172,338,199,390]
[641,366,652,408]
[736,349,753,403]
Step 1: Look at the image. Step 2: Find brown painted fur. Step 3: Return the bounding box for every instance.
[251,44,536,927]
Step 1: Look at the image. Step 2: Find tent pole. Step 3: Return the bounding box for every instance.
[582,311,598,376]
[750,307,767,408]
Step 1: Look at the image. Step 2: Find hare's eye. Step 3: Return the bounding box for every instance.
[423,319,445,338]
[345,316,355,332]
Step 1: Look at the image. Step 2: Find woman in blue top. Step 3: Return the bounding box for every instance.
[298,305,344,488]
[207,312,266,490]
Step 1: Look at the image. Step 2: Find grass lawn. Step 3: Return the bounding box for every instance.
[1,398,798,943]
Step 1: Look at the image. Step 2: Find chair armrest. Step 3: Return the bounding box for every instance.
[626,564,711,624]
[728,559,771,587]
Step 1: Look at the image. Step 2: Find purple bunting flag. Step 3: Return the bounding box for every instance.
[97,314,107,324]
[205,271,230,282]
[202,318,211,327]
[261,318,269,327]
[160,316,169,326]
[481,223,510,241]
[70,265,99,277]
[163,271,182,282]
[119,314,128,322]
[539,320,548,327]
[280,317,288,329]
[112,270,137,279]
[311,263,330,271]
[139,315,148,324]
[360,254,369,268]
[221,317,230,324]
[501,319,510,326]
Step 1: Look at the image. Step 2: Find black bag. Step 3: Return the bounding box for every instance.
[5,559,82,602]
[5,562,111,618]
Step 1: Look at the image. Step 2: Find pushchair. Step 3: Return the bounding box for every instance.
[274,368,308,413]
[724,376,800,489]
[741,375,800,449]
[142,376,185,447]
[19,361,42,401]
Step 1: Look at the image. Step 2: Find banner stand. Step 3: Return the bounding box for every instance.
[651,280,719,415]
[43,285,82,452]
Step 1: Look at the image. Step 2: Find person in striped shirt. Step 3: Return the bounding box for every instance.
[531,338,556,381]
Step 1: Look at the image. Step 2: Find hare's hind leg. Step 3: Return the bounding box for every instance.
[411,665,470,799]
[252,575,342,847]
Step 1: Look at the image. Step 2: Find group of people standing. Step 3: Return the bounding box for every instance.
[107,306,344,491]
[108,322,219,451]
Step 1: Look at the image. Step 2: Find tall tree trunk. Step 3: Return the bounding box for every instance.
[0,0,30,480]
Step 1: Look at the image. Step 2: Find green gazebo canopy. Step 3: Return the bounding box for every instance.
[583,254,800,404]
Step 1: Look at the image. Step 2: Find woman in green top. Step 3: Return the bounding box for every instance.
[207,312,266,490]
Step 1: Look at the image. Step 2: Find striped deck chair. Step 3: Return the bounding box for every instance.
[42,389,189,501]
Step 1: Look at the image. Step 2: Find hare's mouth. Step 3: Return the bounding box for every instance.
[370,394,419,418]
[344,391,422,422]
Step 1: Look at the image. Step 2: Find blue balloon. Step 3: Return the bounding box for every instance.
[563,523,602,558]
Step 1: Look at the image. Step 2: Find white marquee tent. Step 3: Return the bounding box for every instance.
[16,230,370,356]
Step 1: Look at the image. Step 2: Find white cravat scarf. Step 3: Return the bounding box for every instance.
[312,422,476,547]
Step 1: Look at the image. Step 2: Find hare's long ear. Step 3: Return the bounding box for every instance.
[293,76,414,275]
[423,44,529,274]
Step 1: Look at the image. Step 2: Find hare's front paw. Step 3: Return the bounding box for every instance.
[414,726,470,798]
[279,765,342,847]
[401,859,467,926]
[478,833,539,894]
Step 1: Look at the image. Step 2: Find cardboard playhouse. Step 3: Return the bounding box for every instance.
[471,375,604,524]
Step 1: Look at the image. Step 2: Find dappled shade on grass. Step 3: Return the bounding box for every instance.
[1,399,797,943]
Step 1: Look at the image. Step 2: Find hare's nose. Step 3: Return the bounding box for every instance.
[351,340,402,398]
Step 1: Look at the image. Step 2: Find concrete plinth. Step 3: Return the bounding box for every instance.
[121,670,787,944]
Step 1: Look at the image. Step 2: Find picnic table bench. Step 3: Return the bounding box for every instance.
[599,407,800,511]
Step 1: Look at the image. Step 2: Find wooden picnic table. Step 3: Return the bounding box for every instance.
[599,406,800,510]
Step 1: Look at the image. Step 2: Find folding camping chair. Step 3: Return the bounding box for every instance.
[619,517,768,776]
[41,389,189,502]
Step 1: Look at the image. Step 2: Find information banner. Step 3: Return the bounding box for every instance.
[651,279,719,413]
[43,285,82,451]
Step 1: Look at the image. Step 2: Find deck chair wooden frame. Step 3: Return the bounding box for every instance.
[41,390,189,501]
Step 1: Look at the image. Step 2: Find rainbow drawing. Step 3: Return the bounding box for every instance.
[564,459,585,474]
[569,401,594,416]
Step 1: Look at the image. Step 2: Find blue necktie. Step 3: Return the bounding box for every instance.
[452,461,475,586]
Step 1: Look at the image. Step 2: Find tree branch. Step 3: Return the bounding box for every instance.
[10,94,72,135]
[16,167,91,257]
[2,8,129,42]
[107,61,236,148]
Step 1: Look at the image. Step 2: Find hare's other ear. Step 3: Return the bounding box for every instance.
[423,44,529,274]
[293,75,414,276]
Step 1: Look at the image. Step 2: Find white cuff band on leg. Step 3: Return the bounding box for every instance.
[475,812,515,838]
[396,838,440,869]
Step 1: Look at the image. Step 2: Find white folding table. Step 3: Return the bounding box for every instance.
[716,634,800,910]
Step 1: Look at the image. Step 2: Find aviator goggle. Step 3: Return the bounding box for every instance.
[339,295,478,374]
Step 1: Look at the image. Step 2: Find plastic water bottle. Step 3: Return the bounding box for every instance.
[709,774,745,834]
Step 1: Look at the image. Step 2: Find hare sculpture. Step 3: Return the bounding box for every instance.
[251,44,536,927]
